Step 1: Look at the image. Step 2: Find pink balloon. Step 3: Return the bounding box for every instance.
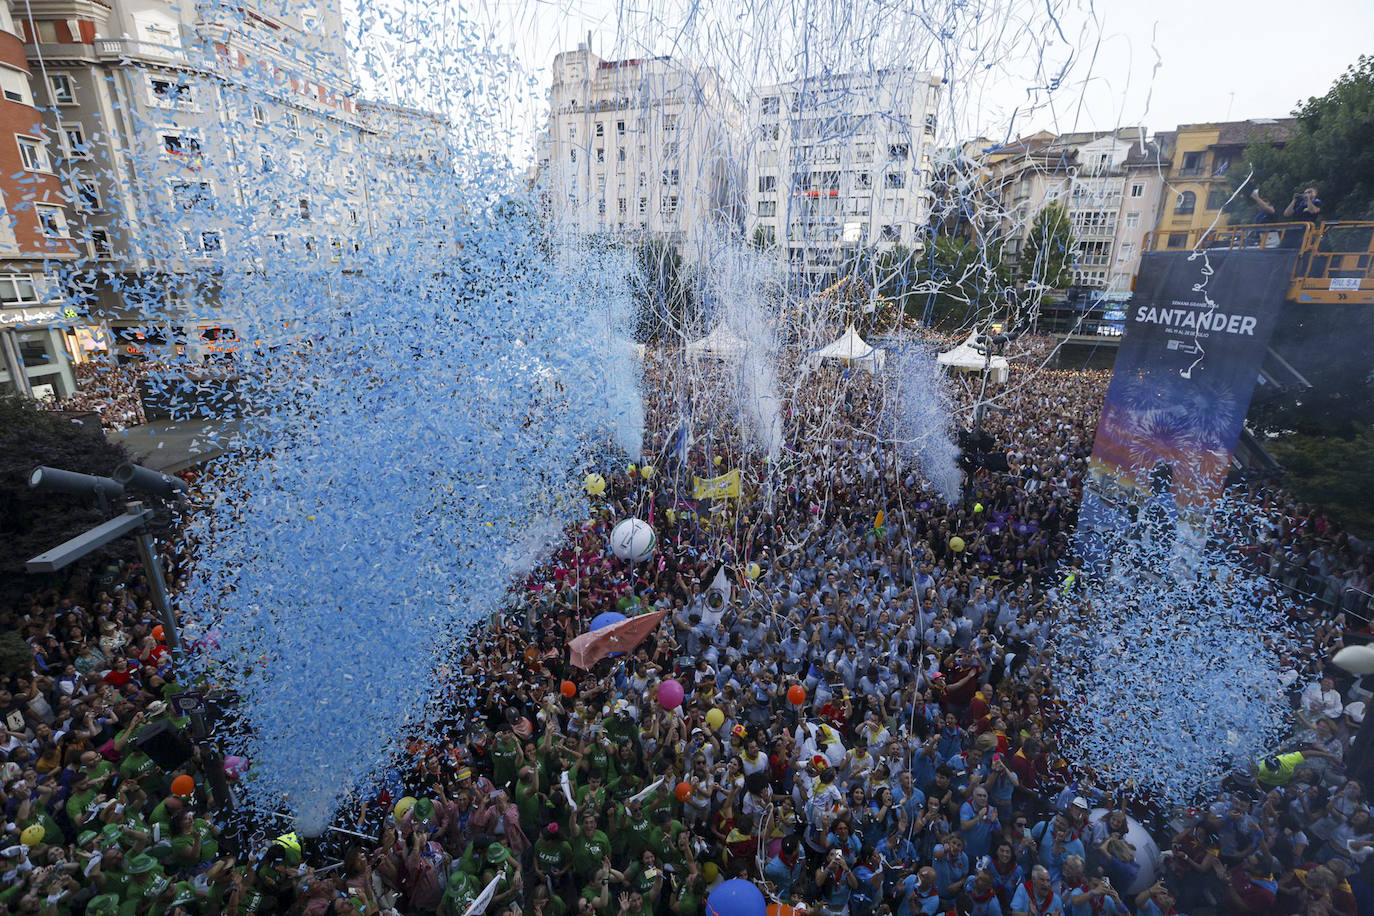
[657,679,684,709]
[223,755,249,778]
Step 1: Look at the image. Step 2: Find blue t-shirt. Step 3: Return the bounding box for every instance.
[960,801,998,860]
[1010,882,1063,915]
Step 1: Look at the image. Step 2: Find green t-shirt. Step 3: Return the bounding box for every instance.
[533,838,572,874]
[490,736,520,781]
[623,863,661,896]
[65,787,98,825]
[194,818,219,862]
[572,828,611,877]
[515,781,543,830]
[621,808,659,859]
[119,750,160,786]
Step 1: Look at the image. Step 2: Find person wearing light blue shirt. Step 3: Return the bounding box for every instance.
[960,786,1000,861]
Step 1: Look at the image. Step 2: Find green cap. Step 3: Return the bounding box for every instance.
[77,830,99,847]
[85,894,122,916]
[125,853,160,875]
[485,843,510,864]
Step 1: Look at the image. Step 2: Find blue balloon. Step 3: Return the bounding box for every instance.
[705,879,766,916]
[590,611,627,631]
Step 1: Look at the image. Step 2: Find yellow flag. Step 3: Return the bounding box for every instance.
[693,469,741,500]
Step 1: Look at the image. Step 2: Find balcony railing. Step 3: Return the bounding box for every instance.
[96,38,188,64]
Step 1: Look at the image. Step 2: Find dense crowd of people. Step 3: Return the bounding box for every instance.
[5,335,1372,915]
[53,359,158,431]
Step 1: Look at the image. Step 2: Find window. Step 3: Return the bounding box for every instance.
[638,197,647,214]
[184,230,222,255]
[1125,211,1140,229]
[171,180,213,211]
[661,195,678,214]
[35,204,69,238]
[617,198,627,214]
[162,132,202,158]
[89,229,112,259]
[758,200,776,217]
[617,148,626,162]
[761,96,780,115]
[884,172,905,189]
[881,224,900,241]
[569,126,576,140]
[62,123,89,158]
[149,76,194,107]
[663,168,679,186]
[596,148,604,162]
[1117,242,1136,262]
[17,136,48,171]
[1130,183,1144,198]
[1180,151,1204,175]
[252,103,266,126]
[616,121,625,135]
[1174,190,1196,215]
[329,238,343,260]
[1212,156,1231,176]
[570,149,576,163]
[49,74,75,104]
[0,274,38,304]
[298,198,311,219]
[595,123,604,137]
[663,114,678,131]
[856,172,871,189]
[1166,232,1188,249]
[1206,188,1230,211]
[889,144,909,159]
[0,68,29,105]
[597,199,606,215]
[924,113,937,134]
[75,178,100,211]
[315,127,326,145]
[1078,240,1112,267]
[758,175,777,193]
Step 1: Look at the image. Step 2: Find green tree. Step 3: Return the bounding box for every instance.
[923,235,1012,328]
[1239,55,1374,220]
[0,395,137,604]
[630,241,696,342]
[1267,428,1374,536]
[1017,203,1076,289]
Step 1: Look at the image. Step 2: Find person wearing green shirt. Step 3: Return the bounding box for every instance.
[514,765,545,833]
[147,796,184,829]
[618,849,666,900]
[615,793,662,861]
[668,869,706,915]
[532,822,574,888]
[570,812,613,883]
[489,729,523,790]
[574,770,609,815]
[438,869,478,915]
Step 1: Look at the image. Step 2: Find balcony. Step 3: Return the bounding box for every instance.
[95,38,188,64]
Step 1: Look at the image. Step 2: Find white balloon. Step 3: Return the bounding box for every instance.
[1088,808,1160,896]
[1333,645,1374,676]
[610,518,656,562]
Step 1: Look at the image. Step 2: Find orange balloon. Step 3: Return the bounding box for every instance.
[674,781,692,802]
[523,646,540,664]
[171,774,195,797]
[152,625,165,642]
[767,906,798,916]
[560,680,577,698]
[787,685,806,706]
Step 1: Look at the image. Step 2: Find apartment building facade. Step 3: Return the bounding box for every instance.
[543,45,743,260]
[0,1,80,397]
[1151,119,1295,250]
[744,69,942,280]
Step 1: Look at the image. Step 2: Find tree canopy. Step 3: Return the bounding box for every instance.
[1017,203,1076,290]
[1242,55,1374,219]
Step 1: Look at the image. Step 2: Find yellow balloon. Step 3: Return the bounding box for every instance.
[702,861,719,882]
[627,463,637,475]
[640,465,656,479]
[949,536,966,553]
[973,502,984,513]
[393,796,417,820]
[665,508,677,523]
[705,708,725,730]
[713,456,723,466]
[584,473,606,496]
[20,824,44,846]
[745,562,761,580]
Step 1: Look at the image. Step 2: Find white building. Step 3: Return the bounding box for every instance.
[544,45,743,259]
[744,69,942,279]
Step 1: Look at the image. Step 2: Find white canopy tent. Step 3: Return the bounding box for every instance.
[811,324,885,372]
[685,324,748,361]
[937,331,1010,384]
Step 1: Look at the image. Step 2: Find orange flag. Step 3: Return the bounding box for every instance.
[568,610,667,669]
